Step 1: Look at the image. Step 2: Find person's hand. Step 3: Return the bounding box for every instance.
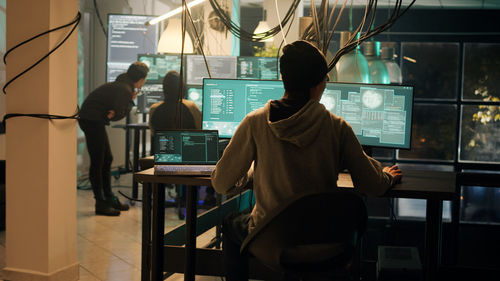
[383,165,402,184]
[107,110,115,120]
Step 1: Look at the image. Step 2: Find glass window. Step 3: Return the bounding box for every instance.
[398,104,457,161]
[401,42,459,100]
[460,185,500,224]
[463,43,500,101]
[460,105,500,163]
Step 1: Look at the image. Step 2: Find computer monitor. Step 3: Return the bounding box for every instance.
[320,82,413,149]
[202,78,284,138]
[138,54,182,84]
[186,55,237,85]
[187,86,203,110]
[237,57,279,80]
[136,83,163,114]
[106,14,158,82]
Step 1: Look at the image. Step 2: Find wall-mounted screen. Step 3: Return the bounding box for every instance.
[186,55,237,85]
[237,57,279,80]
[202,78,284,138]
[136,83,163,114]
[138,54,181,84]
[106,14,158,82]
[321,82,414,149]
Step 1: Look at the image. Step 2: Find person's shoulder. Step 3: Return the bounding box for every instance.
[182,99,199,109]
[149,101,164,111]
[247,102,270,118]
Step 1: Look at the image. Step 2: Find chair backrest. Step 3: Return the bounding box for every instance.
[240,190,367,277]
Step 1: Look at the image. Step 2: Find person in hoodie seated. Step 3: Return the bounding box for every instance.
[211,40,402,280]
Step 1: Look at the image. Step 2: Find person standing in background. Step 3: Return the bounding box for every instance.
[79,62,149,216]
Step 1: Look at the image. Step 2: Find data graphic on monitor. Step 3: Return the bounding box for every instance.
[187,86,203,110]
[237,57,279,80]
[136,83,163,113]
[106,14,158,82]
[320,83,413,149]
[186,55,237,85]
[138,54,181,83]
[202,79,284,138]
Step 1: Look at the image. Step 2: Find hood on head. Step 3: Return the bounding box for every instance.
[268,100,328,148]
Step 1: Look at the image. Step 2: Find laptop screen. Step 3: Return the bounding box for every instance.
[154,130,219,164]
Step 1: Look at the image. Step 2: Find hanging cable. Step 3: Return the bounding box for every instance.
[1,12,81,133]
[93,0,107,37]
[274,0,287,46]
[3,12,81,94]
[208,0,301,42]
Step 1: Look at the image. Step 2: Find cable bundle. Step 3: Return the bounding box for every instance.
[1,12,81,133]
[299,0,416,72]
[208,0,301,42]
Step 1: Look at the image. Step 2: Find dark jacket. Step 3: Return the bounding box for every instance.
[79,81,134,124]
[148,99,202,135]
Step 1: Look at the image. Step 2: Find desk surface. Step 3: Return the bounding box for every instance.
[112,122,149,129]
[135,168,456,200]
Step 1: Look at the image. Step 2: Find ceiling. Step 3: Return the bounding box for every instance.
[240,0,500,9]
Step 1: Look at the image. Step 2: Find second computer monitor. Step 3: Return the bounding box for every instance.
[202,78,284,138]
[202,78,413,149]
[321,82,413,149]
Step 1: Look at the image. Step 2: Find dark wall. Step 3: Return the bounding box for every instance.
[330,8,500,43]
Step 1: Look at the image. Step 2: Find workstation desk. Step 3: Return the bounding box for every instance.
[135,169,456,281]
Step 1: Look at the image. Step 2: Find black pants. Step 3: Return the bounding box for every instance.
[78,119,114,202]
[222,209,252,281]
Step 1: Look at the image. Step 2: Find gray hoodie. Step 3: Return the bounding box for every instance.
[211,99,393,232]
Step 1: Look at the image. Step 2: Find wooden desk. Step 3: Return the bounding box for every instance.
[135,168,456,281]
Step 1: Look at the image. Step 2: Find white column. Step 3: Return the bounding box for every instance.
[4,0,79,280]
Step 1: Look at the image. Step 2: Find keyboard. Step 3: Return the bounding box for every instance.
[154,164,215,176]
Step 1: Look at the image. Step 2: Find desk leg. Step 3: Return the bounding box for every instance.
[133,129,140,199]
[142,183,152,281]
[141,128,147,157]
[424,199,443,281]
[152,184,165,281]
[185,185,198,281]
[125,115,131,172]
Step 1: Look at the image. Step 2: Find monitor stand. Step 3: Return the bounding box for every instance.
[362,145,373,158]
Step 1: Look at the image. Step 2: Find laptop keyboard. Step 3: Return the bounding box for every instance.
[154,165,215,176]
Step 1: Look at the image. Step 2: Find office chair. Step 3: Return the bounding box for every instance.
[240,190,367,281]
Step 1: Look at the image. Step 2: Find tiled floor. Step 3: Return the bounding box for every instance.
[0,173,220,281]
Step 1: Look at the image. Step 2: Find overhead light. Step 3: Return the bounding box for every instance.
[335,31,371,83]
[147,0,206,25]
[253,9,273,42]
[157,18,194,54]
[361,41,390,84]
[253,21,273,42]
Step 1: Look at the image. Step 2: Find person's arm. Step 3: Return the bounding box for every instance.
[211,116,256,195]
[109,84,134,121]
[339,120,397,196]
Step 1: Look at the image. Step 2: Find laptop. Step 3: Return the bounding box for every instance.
[153,130,219,176]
